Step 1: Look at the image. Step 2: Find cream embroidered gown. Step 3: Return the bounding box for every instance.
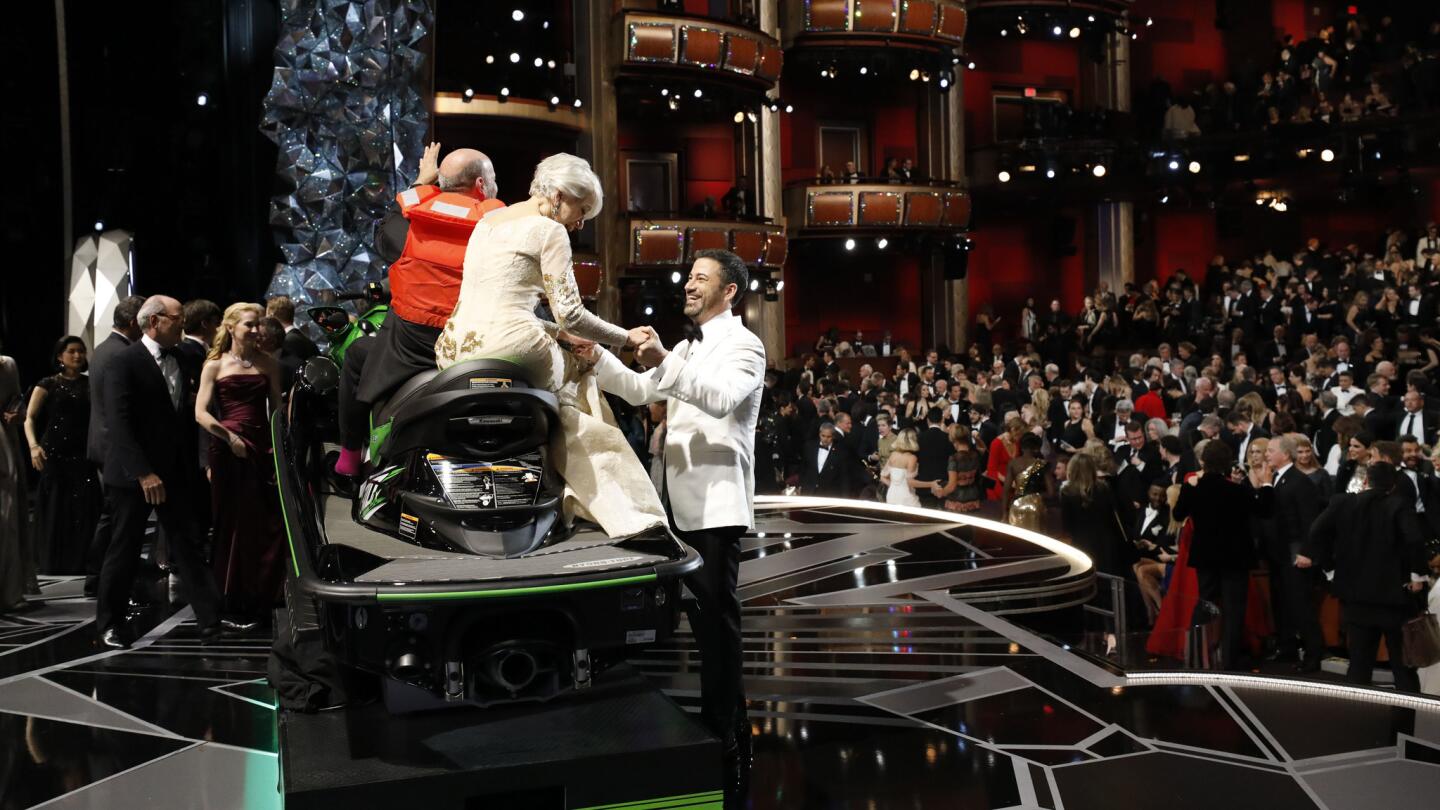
[436,215,667,538]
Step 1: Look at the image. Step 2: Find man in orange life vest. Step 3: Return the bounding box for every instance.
[335,143,503,475]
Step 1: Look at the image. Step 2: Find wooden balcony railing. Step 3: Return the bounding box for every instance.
[619,11,783,90]
[783,182,971,232]
[781,0,967,48]
[627,216,788,269]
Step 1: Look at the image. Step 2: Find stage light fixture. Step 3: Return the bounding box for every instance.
[1016,20,1028,34]
[485,54,495,64]
[534,57,544,68]
[463,87,475,101]
[747,111,757,123]
[1297,148,1311,158]
[549,95,560,110]
[511,9,524,21]
[938,76,950,90]
[921,71,931,83]
[1188,160,1201,173]
[543,20,549,29]
[1087,15,1095,22]
[1092,164,1107,177]
[1374,150,1382,159]
[661,88,669,96]
[668,97,679,110]
[693,88,704,98]
[860,66,868,75]
[998,170,1012,183]
[909,68,920,80]
[1160,194,1169,203]
[547,60,556,69]
[784,103,794,113]
[1052,25,1063,36]
[1045,168,1056,178]
[749,279,760,292]
[93,220,104,232]
[670,271,682,284]
[1018,164,1037,173]
[966,61,976,70]
[1069,27,1081,38]
[767,100,779,112]
[509,52,520,63]
[644,305,654,316]
[1000,28,1008,37]
[499,87,510,98]
[877,238,888,249]
[776,280,785,292]
[1233,153,1250,162]
[1146,17,1154,26]
[844,238,856,251]
[1321,148,1335,162]
[1131,32,1138,40]
[733,111,745,123]
[573,98,582,108]
[196,93,208,106]
[1168,159,1180,171]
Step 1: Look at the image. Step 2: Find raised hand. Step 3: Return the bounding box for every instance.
[625,326,654,351]
[635,327,668,367]
[417,141,441,186]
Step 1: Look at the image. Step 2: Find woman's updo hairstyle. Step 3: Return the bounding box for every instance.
[529,153,604,221]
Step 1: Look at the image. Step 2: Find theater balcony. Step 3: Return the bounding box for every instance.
[626,216,788,273]
[783,181,971,240]
[614,5,783,98]
[780,0,968,52]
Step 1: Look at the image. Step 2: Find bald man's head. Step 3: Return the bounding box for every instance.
[438,148,497,199]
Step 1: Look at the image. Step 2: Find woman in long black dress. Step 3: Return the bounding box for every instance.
[23,336,102,574]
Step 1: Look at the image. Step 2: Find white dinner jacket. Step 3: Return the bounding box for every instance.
[592,309,766,531]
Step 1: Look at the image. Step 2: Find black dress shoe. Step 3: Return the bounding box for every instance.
[98,628,131,650]
[199,625,225,645]
[219,618,261,634]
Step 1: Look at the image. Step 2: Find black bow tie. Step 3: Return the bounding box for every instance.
[684,323,704,343]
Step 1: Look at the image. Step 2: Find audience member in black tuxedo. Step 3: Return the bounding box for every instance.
[1173,440,1274,670]
[176,299,220,391]
[1113,421,1161,520]
[829,412,869,496]
[916,407,953,508]
[1313,389,1341,461]
[266,295,319,389]
[1297,462,1429,692]
[1262,434,1327,671]
[1395,390,1439,445]
[96,295,224,649]
[1131,482,1176,624]
[1157,435,1195,485]
[801,423,852,497]
[1225,410,1270,467]
[83,295,145,597]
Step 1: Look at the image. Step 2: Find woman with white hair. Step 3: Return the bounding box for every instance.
[437,153,665,538]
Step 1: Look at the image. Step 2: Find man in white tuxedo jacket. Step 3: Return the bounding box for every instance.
[589,249,764,808]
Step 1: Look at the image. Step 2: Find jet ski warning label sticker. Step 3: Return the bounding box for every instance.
[427,453,542,509]
[399,512,419,540]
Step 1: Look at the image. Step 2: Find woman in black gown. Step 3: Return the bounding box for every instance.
[23,336,102,574]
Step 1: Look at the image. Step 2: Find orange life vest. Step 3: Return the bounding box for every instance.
[387,185,505,327]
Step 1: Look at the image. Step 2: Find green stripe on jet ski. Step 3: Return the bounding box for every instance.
[576,790,725,810]
[271,411,302,578]
[375,573,659,602]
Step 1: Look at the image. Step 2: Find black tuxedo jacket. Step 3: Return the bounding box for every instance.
[1173,475,1271,570]
[1313,409,1341,460]
[1394,409,1440,446]
[917,425,952,484]
[1131,504,1173,546]
[1268,467,1322,556]
[86,331,132,467]
[102,341,198,491]
[173,337,208,394]
[801,440,852,497]
[1304,490,1427,609]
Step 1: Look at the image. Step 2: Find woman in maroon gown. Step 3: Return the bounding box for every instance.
[195,303,285,625]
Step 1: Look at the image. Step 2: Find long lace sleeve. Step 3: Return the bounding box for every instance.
[537,219,629,347]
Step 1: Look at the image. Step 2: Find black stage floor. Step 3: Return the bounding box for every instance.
[2,497,1439,808]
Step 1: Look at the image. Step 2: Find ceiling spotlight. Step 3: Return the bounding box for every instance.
[1016,20,1028,34]
[921,71,931,82]
[939,76,950,89]
[511,9,524,22]
[1273,200,1288,212]
[668,97,679,110]
[543,20,549,29]
[509,52,520,63]
[670,271,682,284]
[661,88,669,96]
[534,57,544,67]
[776,280,785,292]
[966,61,976,70]
[877,238,889,250]
[1045,168,1056,178]
[1167,159,1180,171]
[1296,148,1311,158]
[859,66,868,75]
[485,54,495,64]
[998,170,1012,183]
[500,86,510,97]
[1146,17,1154,26]
[747,111,757,123]
[909,68,920,80]
[1188,160,1201,173]
[1069,27,1081,38]
[93,220,104,232]
[463,87,475,101]
[768,100,780,112]
[1000,28,1008,37]
[844,238,856,251]
[1374,150,1382,159]
[693,88,703,98]
[1087,14,1096,22]
[1233,153,1250,162]
[1256,197,1267,205]
[547,60,556,69]
[550,95,560,105]
[1321,148,1336,162]
[749,279,760,292]
[1052,25,1063,36]
[1092,164,1107,177]
[643,305,654,316]
[573,98,582,108]
[196,92,208,106]
[733,111,745,123]
[1131,32,1138,40]
[1160,194,1169,204]
[784,104,793,113]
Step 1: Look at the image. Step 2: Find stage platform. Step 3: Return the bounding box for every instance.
[3,497,1440,809]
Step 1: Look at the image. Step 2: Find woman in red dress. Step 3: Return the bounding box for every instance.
[985,417,1025,500]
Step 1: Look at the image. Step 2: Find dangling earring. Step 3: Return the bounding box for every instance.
[548,195,563,223]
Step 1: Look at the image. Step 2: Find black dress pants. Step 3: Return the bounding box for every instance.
[1265,545,1326,659]
[341,316,443,450]
[96,485,220,633]
[84,477,113,588]
[673,521,746,745]
[1344,604,1420,693]
[1194,567,1250,669]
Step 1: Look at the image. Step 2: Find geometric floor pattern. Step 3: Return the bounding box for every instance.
[3,500,1439,808]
